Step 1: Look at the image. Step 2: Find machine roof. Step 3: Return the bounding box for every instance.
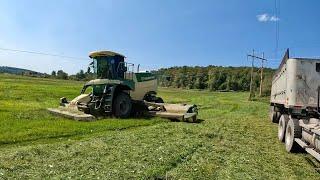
[89,50,126,58]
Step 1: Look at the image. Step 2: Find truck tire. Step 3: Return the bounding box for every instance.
[278,114,289,142]
[269,107,279,123]
[155,97,164,103]
[113,92,132,118]
[276,112,281,122]
[285,118,302,152]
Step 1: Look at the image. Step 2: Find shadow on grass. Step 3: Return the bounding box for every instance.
[250,97,270,104]
[129,110,204,123]
[304,156,320,174]
[169,118,205,124]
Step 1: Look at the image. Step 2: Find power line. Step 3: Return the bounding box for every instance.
[274,0,280,59]
[0,47,88,61]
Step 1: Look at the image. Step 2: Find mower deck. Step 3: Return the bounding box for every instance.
[47,107,96,121]
[144,101,198,122]
[48,101,198,122]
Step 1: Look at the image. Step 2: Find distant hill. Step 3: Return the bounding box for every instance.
[0,66,45,76]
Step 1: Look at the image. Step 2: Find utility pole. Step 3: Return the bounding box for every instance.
[249,50,255,101]
[247,51,268,100]
[259,53,265,97]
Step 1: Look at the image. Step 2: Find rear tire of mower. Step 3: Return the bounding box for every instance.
[113,92,132,118]
[278,114,289,142]
[285,118,302,153]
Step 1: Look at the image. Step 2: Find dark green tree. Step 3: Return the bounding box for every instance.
[76,69,86,80]
[57,70,68,80]
[51,70,56,77]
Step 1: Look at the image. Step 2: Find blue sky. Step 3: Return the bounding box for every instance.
[0,0,320,74]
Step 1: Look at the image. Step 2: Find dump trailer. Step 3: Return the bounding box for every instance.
[270,49,320,160]
[48,50,198,122]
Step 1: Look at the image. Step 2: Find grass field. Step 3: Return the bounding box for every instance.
[0,74,319,179]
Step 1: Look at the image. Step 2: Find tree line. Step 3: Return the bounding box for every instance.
[50,69,95,81]
[48,65,275,96]
[156,66,275,96]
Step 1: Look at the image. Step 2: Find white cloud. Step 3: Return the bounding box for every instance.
[257,13,269,22]
[257,13,280,22]
[270,16,280,22]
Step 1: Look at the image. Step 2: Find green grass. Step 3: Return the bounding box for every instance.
[0,74,319,179]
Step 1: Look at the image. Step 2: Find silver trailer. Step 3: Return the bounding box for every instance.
[270,49,320,160]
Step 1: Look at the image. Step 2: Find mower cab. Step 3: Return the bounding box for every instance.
[89,51,128,80]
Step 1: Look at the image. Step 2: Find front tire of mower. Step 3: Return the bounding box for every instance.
[113,92,132,118]
[285,118,302,153]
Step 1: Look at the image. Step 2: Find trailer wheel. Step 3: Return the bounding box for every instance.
[113,92,132,118]
[276,112,281,122]
[269,106,279,123]
[285,118,302,152]
[278,114,289,142]
[155,97,164,103]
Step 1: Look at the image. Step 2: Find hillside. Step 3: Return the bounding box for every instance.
[0,66,44,76]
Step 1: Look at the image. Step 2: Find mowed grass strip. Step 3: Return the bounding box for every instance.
[0,74,320,179]
[0,74,163,145]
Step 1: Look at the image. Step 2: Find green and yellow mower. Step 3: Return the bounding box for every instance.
[48,51,198,122]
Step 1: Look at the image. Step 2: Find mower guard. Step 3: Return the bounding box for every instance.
[144,101,198,122]
[47,106,96,121]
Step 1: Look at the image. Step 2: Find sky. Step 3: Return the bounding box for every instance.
[0,0,320,74]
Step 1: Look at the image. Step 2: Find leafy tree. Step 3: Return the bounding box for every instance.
[51,71,56,77]
[76,69,86,80]
[57,70,68,80]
